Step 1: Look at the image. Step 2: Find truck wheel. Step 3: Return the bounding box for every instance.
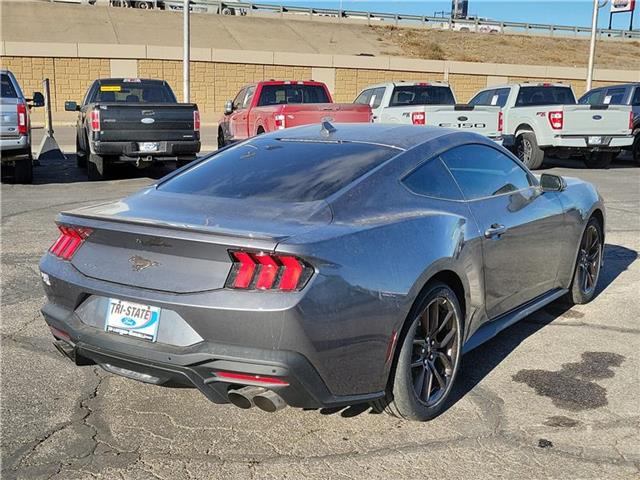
[256,127,265,135]
[14,155,34,184]
[134,1,151,8]
[633,134,640,165]
[217,128,226,149]
[76,135,87,168]
[583,152,614,169]
[516,132,544,170]
[221,7,233,15]
[88,153,109,181]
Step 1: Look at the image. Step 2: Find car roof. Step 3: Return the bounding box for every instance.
[270,123,462,150]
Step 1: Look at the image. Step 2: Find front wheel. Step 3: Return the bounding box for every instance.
[569,217,603,305]
[373,282,463,421]
[583,151,614,169]
[516,132,544,170]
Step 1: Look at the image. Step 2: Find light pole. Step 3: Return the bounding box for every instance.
[183,0,190,102]
[586,0,609,91]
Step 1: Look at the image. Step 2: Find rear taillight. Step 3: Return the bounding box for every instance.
[193,110,200,132]
[630,111,634,131]
[89,109,101,132]
[498,111,504,133]
[548,111,563,130]
[274,114,286,130]
[226,250,313,291]
[49,225,92,260]
[17,102,28,135]
[411,112,426,125]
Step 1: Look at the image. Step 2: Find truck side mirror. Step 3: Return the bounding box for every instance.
[29,92,45,108]
[224,100,234,115]
[540,173,566,192]
[65,101,79,112]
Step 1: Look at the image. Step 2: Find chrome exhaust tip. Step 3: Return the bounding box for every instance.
[227,386,266,409]
[253,390,287,413]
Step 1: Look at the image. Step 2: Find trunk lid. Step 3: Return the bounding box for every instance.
[94,103,197,142]
[60,189,331,293]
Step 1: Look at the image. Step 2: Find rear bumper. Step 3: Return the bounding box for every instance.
[0,135,29,159]
[92,139,201,160]
[542,134,634,150]
[41,301,384,409]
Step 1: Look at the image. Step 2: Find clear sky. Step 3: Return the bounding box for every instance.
[255,1,639,30]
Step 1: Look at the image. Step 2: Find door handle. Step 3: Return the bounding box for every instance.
[484,224,507,239]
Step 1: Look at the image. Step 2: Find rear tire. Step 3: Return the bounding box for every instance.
[568,217,603,305]
[372,282,463,422]
[217,128,226,149]
[632,134,639,165]
[76,135,87,168]
[87,153,109,181]
[516,132,544,170]
[256,127,265,135]
[583,151,614,169]
[14,155,34,184]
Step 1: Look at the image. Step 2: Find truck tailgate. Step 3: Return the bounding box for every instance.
[279,103,371,127]
[96,103,198,142]
[380,105,502,138]
[562,105,632,135]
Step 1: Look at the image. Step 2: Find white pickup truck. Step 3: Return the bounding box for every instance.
[353,82,504,144]
[469,82,634,169]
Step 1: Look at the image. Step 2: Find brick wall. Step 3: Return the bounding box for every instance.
[1,54,631,117]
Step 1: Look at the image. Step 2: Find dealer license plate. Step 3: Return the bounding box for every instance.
[138,142,159,152]
[106,299,161,342]
[588,136,603,145]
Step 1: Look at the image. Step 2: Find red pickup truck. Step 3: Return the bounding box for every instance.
[217,81,372,147]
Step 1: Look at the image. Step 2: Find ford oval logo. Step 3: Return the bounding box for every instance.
[121,317,136,327]
[457,116,468,121]
[141,118,155,124]
[592,115,602,120]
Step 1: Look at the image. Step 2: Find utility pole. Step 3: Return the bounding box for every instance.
[587,0,609,91]
[183,0,190,102]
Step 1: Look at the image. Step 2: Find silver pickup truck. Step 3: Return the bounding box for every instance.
[469,82,634,169]
[1,70,44,183]
[354,82,504,144]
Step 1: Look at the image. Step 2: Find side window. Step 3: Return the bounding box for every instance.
[354,89,373,105]
[632,87,640,106]
[440,144,534,200]
[603,87,627,105]
[233,88,247,110]
[493,88,510,107]
[243,86,256,109]
[579,89,605,105]
[469,90,493,106]
[370,87,386,108]
[402,157,464,201]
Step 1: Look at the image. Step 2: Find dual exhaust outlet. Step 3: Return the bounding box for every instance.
[227,386,287,413]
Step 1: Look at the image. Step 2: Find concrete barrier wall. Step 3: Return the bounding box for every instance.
[2,42,639,121]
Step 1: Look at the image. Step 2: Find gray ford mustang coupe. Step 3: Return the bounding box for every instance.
[40,124,605,421]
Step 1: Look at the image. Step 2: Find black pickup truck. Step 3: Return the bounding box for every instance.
[65,78,200,180]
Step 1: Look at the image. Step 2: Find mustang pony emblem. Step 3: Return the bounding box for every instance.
[129,255,159,272]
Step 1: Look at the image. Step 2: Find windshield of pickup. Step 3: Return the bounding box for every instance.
[389,85,455,107]
[515,86,576,107]
[257,84,330,106]
[89,80,177,104]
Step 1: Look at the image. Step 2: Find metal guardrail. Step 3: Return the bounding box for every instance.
[56,0,640,40]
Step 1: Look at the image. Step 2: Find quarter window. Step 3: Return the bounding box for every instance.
[440,144,534,200]
[402,157,463,201]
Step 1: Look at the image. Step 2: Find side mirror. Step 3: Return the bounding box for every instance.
[540,173,566,192]
[29,92,45,108]
[65,101,79,112]
[224,100,234,115]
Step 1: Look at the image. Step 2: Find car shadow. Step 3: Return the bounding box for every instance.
[317,243,637,420]
[539,152,636,170]
[31,153,180,185]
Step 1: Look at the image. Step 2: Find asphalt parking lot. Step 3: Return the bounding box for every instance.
[2,138,639,479]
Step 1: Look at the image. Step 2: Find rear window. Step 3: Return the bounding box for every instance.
[515,86,576,107]
[257,85,330,106]
[389,86,455,107]
[159,136,399,202]
[1,74,18,99]
[90,81,177,103]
